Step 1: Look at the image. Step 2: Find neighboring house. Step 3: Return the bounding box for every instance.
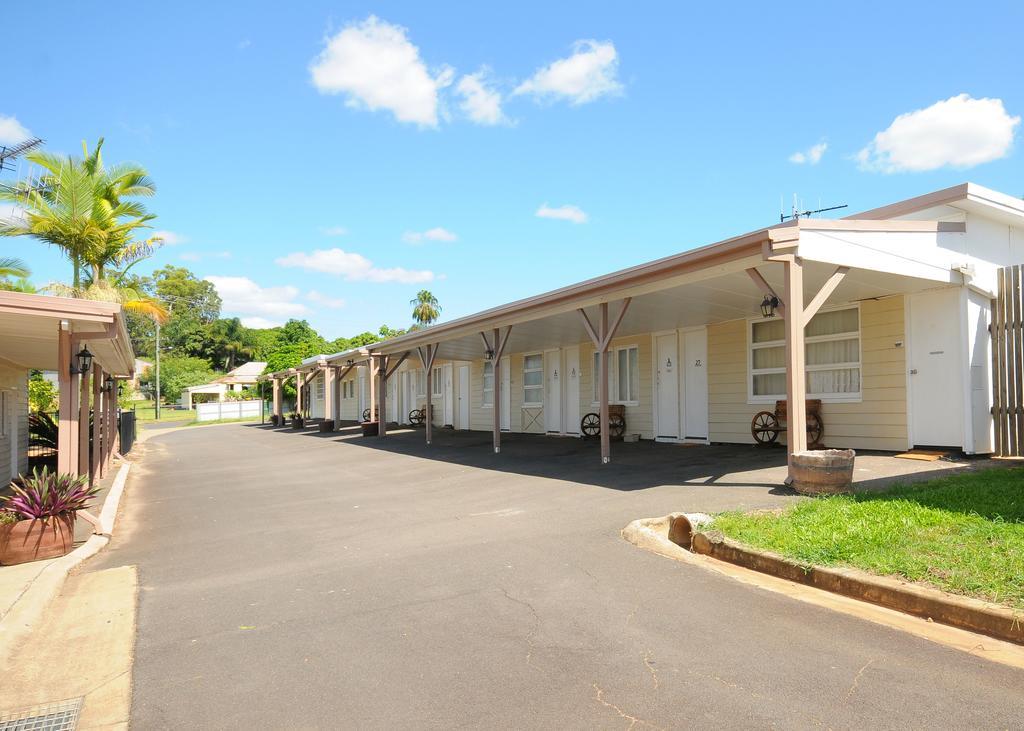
[130,358,153,399]
[264,183,1024,481]
[180,361,267,409]
[0,291,135,483]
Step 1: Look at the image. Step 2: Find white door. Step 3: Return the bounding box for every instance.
[564,346,580,435]
[457,365,470,429]
[683,328,709,439]
[909,289,963,447]
[401,372,412,424]
[545,350,562,433]
[443,364,454,426]
[387,378,398,423]
[358,375,367,418]
[655,333,680,440]
[501,357,511,431]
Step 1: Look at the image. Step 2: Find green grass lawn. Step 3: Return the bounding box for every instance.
[130,401,196,423]
[710,468,1024,611]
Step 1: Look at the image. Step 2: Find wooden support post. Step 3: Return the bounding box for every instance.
[368,357,376,423]
[57,324,75,474]
[417,345,439,445]
[272,378,281,420]
[294,372,302,416]
[483,327,512,454]
[324,367,336,430]
[91,364,102,483]
[599,303,611,464]
[377,354,388,437]
[78,363,91,476]
[783,256,808,479]
[578,299,631,464]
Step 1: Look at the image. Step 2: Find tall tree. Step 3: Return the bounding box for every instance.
[410,290,441,326]
[0,138,156,288]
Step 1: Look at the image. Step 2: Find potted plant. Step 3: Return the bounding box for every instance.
[0,469,99,565]
[290,411,304,429]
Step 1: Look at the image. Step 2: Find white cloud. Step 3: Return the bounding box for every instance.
[307,290,346,308]
[514,40,621,105]
[319,225,348,236]
[309,16,453,128]
[535,203,587,224]
[238,39,252,50]
[0,115,31,145]
[789,141,828,165]
[857,94,1020,173]
[204,276,310,325]
[240,316,280,329]
[275,247,435,283]
[456,69,506,125]
[152,230,187,246]
[402,226,457,244]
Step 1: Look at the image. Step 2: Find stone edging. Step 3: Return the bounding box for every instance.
[0,461,132,664]
[689,527,1023,646]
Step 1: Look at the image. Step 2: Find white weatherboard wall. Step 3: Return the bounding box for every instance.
[0,363,28,482]
[196,400,264,422]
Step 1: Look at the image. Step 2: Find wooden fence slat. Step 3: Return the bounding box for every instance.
[997,267,1010,456]
[1011,264,1019,452]
[991,293,1003,455]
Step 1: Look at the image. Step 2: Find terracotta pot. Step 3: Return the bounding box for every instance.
[0,513,77,565]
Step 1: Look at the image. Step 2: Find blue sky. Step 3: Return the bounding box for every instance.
[3,1,1022,339]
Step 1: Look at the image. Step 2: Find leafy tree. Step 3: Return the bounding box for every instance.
[0,257,34,292]
[410,290,441,326]
[138,355,216,403]
[276,319,328,350]
[0,138,156,288]
[210,317,256,370]
[28,371,57,413]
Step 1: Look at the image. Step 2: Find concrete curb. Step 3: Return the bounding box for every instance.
[0,461,132,664]
[691,530,1024,646]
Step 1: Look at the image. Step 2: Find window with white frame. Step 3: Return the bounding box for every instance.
[432,367,443,396]
[315,374,324,401]
[750,305,861,401]
[522,354,543,405]
[591,346,639,404]
[482,361,494,407]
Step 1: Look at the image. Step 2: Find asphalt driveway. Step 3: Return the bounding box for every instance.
[91,424,1022,729]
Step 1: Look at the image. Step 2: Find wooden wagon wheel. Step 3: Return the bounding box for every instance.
[608,413,626,438]
[807,413,823,446]
[362,408,371,422]
[751,411,780,445]
[580,413,601,437]
[408,408,425,426]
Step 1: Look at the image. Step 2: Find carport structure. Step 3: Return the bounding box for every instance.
[0,291,135,483]
[365,215,975,479]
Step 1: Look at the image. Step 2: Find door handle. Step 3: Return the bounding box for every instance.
[909,369,918,375]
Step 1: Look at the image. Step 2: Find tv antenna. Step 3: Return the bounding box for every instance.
[0,137,43,173]
[780,193,847,223]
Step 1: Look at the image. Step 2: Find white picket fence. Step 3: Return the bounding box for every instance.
[195,400,265,422]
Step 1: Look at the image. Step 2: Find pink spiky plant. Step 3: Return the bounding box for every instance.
[2,468,99,520]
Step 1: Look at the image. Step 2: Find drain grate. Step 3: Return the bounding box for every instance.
[0,698,82,731]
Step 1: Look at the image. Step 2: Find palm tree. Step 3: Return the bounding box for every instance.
[0,138,156,288]
[410,290,441,326]
[0,256,33,292]
[0,256,29,279]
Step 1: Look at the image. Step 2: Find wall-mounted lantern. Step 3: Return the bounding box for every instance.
[73,345,94,375]
[760,295,780,319]
[346,359,354,367]
[484,349,495,361]
[104,375,115,393]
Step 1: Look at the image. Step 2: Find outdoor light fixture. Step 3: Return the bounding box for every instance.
[104,375,115,393]
[760,295,780,318]
[346,359,354,367]
[485,349,495,361]
[73,345,94,375]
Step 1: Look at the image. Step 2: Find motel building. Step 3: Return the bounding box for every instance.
[264,183,1024,482]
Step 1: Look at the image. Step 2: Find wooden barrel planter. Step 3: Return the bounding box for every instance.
[361,421,379,437]
[319,419,335,433]
[790,449,855,495]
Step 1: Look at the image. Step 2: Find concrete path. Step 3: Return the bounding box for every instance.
[91,425,1022,729]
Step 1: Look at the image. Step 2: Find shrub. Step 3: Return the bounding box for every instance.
[28,371,58,413]
[3,468,99,519]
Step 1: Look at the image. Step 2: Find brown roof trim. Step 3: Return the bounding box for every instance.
[0,290,120,323]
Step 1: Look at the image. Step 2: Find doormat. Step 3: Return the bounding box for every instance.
[0,698,82,731]
[894,450,948,461]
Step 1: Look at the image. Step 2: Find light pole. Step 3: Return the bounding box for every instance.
[155,321,161,420]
